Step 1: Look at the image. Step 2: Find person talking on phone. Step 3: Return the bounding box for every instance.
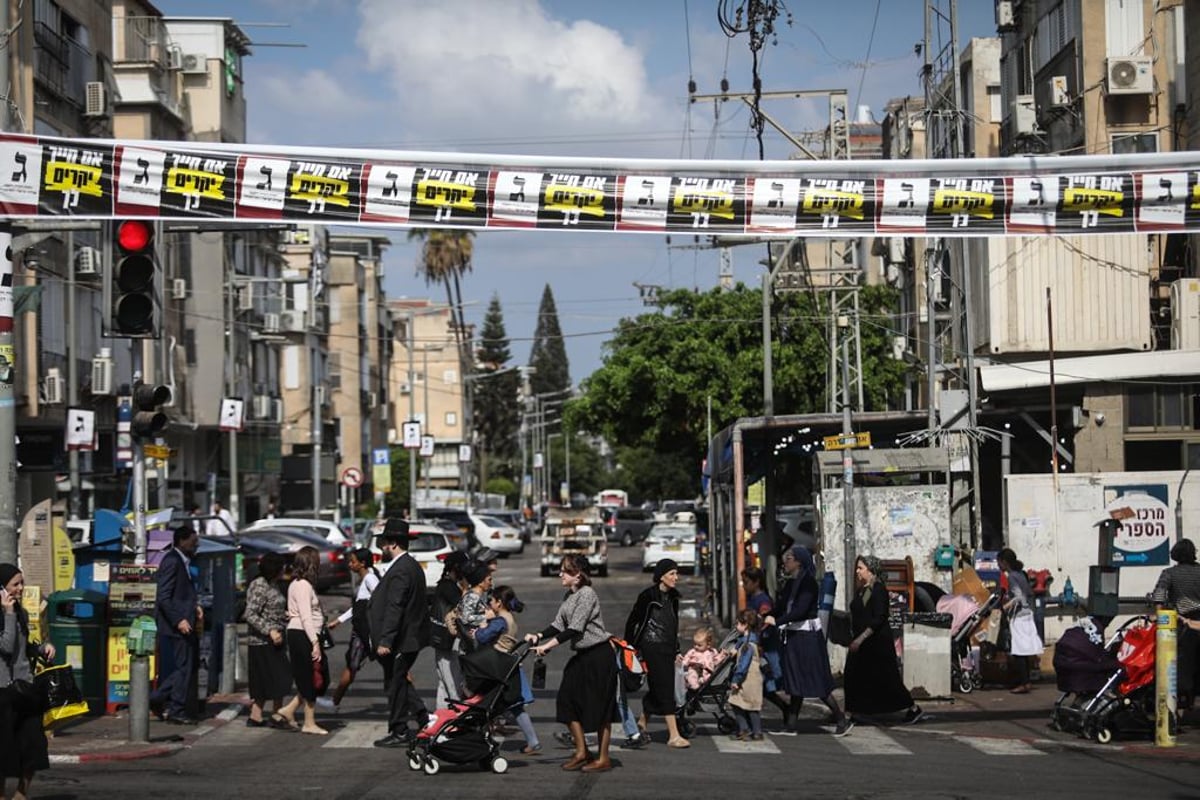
[1,563,57,800]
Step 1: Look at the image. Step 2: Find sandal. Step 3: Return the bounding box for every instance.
[269,713,299,731]
[521,743,542,754]
[667,737,691,749]
[246,718,266,728]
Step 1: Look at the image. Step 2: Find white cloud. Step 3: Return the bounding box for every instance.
[249,66,382,145]
[355,0,663,150]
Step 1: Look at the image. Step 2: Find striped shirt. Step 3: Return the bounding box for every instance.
[1151,563,1200,618]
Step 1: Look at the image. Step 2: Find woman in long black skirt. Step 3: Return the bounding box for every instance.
[765,545,852,737]
[243,552,294,728]
[843,555,924,725]
[624,558,687,747]
[1,563,56,800]
[526,555,617,773]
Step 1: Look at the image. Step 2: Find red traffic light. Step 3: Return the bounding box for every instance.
[117,220,153,253]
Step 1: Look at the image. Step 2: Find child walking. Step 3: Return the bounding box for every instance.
[681,626,725,692]
[727,608,765,741]
[474,585,542,754]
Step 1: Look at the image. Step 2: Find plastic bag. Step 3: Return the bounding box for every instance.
[531,657,546,690]
[674,663,687,707]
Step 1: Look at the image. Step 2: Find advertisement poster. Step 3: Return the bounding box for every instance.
[1103,484,1171,566]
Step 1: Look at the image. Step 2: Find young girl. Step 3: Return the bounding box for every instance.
[727,608,764,741]
[457,560,493,653]
[474,585,541,754]
[681,626,725,692]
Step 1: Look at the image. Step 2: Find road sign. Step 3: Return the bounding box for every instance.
[402,421,421,449]
[458,444,472,463]
[372,447,390,466]
[341,466,364,488]
[419,435,435,457]
[823,431,871,450]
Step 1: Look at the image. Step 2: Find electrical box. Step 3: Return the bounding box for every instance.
[1170,278,1200,350]
[1049,75,1070,106]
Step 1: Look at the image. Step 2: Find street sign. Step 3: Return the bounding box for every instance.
[402,421,421,449]
[823,431,871,450]
[143,444,170,459]
[341,466,364,488]
[419,435,435,457]
[458,444,472,463]
[372,447,390,466]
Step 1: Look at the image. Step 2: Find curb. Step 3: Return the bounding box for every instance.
[48,703,243,765]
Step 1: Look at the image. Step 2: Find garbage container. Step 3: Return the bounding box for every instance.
[899,612,953,700]
[47,589,108,714]
[192,537,238,698]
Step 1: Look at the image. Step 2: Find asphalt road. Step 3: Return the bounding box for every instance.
[28,544,1200,799]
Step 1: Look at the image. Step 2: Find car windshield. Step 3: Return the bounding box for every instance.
[648,526,695,542]
[479,516,509,528]
[408,532,448,553]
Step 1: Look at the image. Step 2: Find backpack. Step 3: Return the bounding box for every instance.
[609,636,647,692]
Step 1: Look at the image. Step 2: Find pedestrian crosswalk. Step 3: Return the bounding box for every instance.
[209,716,1057,758]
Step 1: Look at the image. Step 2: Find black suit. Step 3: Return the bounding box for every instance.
[152,548,199,718]
[368,551,431,735]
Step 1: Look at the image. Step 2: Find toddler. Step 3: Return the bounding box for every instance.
[728,608,764,741]
[681,626,725,691]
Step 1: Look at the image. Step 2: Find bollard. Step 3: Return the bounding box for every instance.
[129,654,150,743]
[220,623,237,695]
[1155,608,1177,748]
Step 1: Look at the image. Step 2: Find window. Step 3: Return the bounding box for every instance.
[1111,133,1157,154]
[445,411,457,427]
[1126,384,1198,430]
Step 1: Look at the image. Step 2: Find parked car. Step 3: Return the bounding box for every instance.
[232,526,352,591]
[417,507,481,551]
[366,522,458,585]
[469,512,523,555]
[601,506,657,547]
[244,517,351,547]
[486,509,535,543]
[642,523,698,574]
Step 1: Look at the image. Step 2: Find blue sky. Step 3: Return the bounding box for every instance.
[153,0,997,379]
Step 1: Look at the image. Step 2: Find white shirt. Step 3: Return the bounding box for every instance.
[336,569,381,624]
[206,508,235,537]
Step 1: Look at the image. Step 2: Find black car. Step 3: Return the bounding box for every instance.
[601,506,657,547]
[235,526,352,592]
[417,507,481,551]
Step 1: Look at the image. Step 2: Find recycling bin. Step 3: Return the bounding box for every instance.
[900,611,954,699]
[46,589,108,714]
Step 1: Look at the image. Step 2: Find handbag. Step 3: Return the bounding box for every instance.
[312,652,330,696]
[531,657,546,690]
[37,663,88,729]
[317,626,335,651]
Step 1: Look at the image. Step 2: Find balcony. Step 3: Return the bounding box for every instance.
[115,16,169,67]
[33,21,92,107]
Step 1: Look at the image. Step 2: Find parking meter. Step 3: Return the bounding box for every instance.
[1088,518,1121,618]
[127,615,157,657]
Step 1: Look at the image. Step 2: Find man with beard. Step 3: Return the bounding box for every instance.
[368,518,431,746]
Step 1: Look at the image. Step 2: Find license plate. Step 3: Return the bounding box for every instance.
[665,543,681,551]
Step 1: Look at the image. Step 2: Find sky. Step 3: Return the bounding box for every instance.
[153,0,997,381]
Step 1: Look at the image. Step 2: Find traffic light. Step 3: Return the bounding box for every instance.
[131,382,171,439]
[111,220,160,337]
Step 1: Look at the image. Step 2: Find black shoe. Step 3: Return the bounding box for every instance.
[620,732,648,749]
[149,699,165,720]
[373,732,412,748]
[164,714,198,726]
[902,706,926,725]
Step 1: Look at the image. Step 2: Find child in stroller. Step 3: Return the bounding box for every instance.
[676,629,740,738]
[407,643,531,775]
[939,591,1002,694]
[1050,615,1160,743]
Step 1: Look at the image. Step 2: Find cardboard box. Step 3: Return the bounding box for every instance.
[953,565,992,606]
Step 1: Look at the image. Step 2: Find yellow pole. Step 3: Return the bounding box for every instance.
[1155,608,1177,748]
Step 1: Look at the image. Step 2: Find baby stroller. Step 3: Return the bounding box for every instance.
[1050,615,1160,744]
[676,630,739,738]
[942,591,1002,694]
[407,643,530,775]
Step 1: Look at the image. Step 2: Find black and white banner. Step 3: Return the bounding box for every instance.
[1,132,1198,237]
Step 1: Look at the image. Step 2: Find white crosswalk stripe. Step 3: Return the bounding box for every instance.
[956,736,1045,756]
[712,736,781,754]
[323,720,390,748]
[830,726,912,756]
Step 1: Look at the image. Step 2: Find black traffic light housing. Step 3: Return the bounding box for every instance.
[110,220,160,337]
[131,382,171,439]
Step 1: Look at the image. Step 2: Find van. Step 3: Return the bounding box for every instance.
[601,506,656,547]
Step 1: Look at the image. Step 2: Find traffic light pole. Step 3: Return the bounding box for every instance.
[0,230,16,564]
[132,352,147,564]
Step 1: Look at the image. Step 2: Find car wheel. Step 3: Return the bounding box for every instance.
[621,532,633,547]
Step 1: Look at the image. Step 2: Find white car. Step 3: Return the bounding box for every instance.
[469,513,524,555]
[245,517,351,547]
[368,523,456,585]
[642,523,697,574]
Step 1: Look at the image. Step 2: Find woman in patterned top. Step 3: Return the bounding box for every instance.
[1152,539,1200,713]
[243,552,293,728]
[525,555,618,773]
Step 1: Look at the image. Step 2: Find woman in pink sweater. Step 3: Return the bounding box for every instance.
[278,547,328,735]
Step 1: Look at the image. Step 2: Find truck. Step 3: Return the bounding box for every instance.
[539,506,608,577]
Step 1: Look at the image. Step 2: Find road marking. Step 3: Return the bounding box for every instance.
[957,736,1045,756]
[712,736,781,754]
[322,720,389,748]
[831,726,912,755]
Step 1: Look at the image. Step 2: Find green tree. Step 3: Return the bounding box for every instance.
[528,284,570,396]
[475,294,520,480]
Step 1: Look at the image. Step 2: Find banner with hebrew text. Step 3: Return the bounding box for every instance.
[2,132,1199,236]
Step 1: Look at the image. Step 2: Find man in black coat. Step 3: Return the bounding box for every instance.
[151,526,201,724]
[368,518,431,746]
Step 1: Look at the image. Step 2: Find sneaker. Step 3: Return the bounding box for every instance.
[315,697,336,710]
[620,732,648,749]
[902,706,925,725]
[833,719,855,738]
[554,729,597,748]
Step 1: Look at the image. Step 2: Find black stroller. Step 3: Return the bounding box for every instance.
[407,644,530,775]
[676,631,739,738]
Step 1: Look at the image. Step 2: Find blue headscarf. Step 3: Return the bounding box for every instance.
[787,545,815,582]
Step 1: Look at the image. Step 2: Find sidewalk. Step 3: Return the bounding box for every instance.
[46,695,246,764]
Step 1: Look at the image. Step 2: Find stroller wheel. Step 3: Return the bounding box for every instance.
[717,715,738,735]
[957,674,975,694]
[408,753,423,771]
[1095,727,1113,745]
[491,756,509,774]
[678,718,697,739]
[423,756,441,776]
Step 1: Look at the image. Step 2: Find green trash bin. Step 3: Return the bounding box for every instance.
[47,589,107,714]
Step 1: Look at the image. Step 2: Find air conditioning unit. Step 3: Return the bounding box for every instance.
[90,354,114,396]
[75,246,99,277]
[1170,278,1200,351]
[1048,75,1070,107]
[280,309,306,332]
[263,312,280,333]
[84,82,107,117]
[891,336,908,361]
[995,0,1016,32]
[252,394,273,420]
[1010,94,1037,135]
[398,381,411,395]
[236,283,254,311]
[171,278,188,300]
[166,46,183,70]
[1107,56,1153,95]
[181,52,207,75]
[43,368,63,405]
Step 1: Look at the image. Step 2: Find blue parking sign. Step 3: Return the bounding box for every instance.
[372,447,390,466]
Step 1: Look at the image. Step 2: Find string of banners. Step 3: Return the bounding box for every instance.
[2,131,1200,236]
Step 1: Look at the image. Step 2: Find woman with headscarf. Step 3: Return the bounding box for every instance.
[624,558,687,748]
[998,547,1043,694]
[243,552,293,728]
[1,563,57,800]
[524,555,617,773]
[764,545,852,737]
[1151,538,1200,714]
[843,555,924,725]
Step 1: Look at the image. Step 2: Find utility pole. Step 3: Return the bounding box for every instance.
[407,310,417,516]
[226,256,239,529]
[66,231,81,521]
[0,0,15,563]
